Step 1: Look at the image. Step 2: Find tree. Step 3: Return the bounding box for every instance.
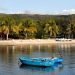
[1,16,12,40]
[2,25,9,40]
[44,20,59,38]
[70,24,75,38]
[22,18,37,39]
[65,24,71,38]
[0,18,10,40]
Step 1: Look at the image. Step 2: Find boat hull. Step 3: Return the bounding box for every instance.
[19,57,54,67]
[52,57,64,64]
[19,57,63,67]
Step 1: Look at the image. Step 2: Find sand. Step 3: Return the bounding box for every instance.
[0,39,75,45]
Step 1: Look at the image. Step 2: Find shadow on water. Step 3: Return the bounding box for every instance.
[19,63,64,72]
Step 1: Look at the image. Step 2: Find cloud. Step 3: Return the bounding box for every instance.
[0,8,75,15]
[15,9,75,15]
[52,9,75,15]
[8,10,47,15]
[63,9,75,14]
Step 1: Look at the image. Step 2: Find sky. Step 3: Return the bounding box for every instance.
[0,0,75,14]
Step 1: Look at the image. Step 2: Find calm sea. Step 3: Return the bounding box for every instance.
[0,43,75,75]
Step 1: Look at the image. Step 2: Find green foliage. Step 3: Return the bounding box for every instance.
[0,14,75,39]
[44,20,59,38]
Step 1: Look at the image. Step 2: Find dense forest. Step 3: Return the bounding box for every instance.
[0,14,75,39]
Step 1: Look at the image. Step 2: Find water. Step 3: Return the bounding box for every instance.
[0,44,75,75]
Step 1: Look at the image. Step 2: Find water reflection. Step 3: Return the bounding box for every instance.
[19,63,63,72]
[0,44,75,75]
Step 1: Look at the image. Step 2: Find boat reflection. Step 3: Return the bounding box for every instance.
[19,63,63,72]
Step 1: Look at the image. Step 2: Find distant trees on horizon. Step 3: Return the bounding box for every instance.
[0,14,75,40]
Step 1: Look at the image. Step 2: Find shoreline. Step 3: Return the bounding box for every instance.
[0,39,75,45]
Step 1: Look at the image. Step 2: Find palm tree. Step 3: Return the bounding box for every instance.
[2,25,9,40]
[22,18,37,39]
[1,17,11,40]
[11,25,20,36]
[65,24,71,38]
[44,20,59,38]
[0,25,3,39]
[27,26,37,38]
[71,24,75,38]
[0,19,9,40]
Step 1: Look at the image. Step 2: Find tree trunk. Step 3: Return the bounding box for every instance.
[49,32,51,38]
[6,33,9,40]
[25,33,27,39]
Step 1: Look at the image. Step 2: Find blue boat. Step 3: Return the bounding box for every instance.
[19,57,63,67]
[52,57,64,64]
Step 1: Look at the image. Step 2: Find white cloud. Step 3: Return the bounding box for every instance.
[18,9,75,15]
[8,10,47,15]
[52,9,75,15]
[0,8,75,15]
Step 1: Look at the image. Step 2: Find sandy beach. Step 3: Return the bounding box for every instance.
[0,39,75,45]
